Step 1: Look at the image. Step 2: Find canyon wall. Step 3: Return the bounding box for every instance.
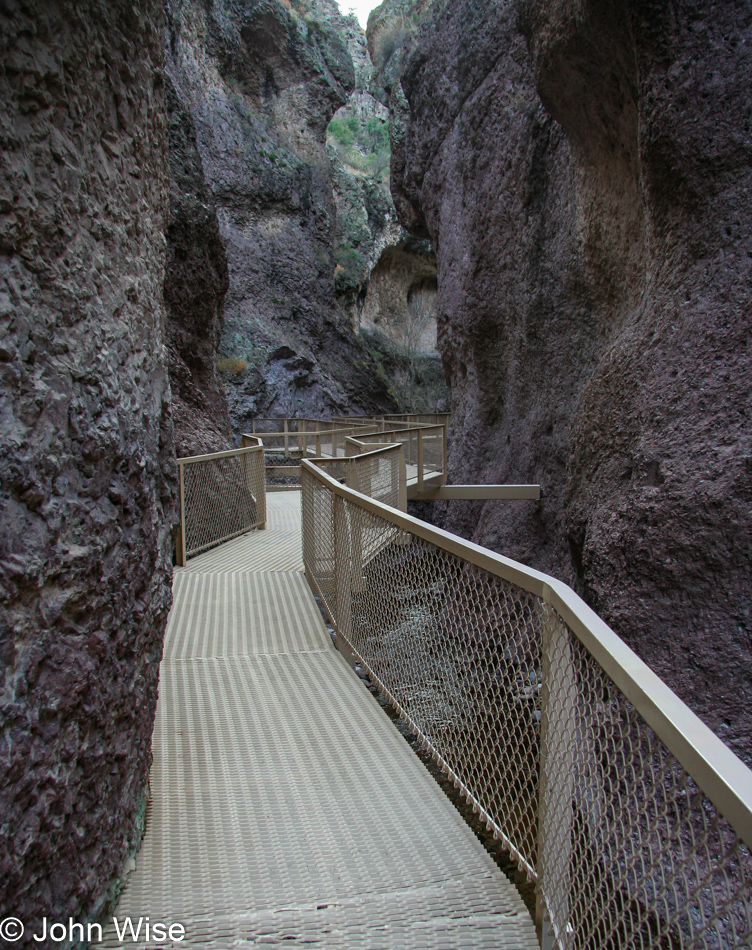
[166,0,397,432]
[391,0,752,762]
[164,73,232,457]
[0,0,175,937]
[327,6,445,412]
[326,9,405,328]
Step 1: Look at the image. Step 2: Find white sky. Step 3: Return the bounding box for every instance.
[336,0,381,29]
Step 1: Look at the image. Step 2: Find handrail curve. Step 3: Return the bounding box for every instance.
[176,439,266,563]
[301,455,752,950]
[301,458,752,842]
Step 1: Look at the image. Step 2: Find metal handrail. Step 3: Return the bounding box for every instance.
[302,457,752,842]
[301,455,752,949]
[243,418,448,492]
[176,440,266,563]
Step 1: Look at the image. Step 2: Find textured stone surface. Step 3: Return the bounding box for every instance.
[164,71,231,457]
[360,238,437,352]
[391,0,589,581]
[327,5,444,412]
[0,0,175,936]
[326,9,406,328]
[527,0,752,764]
[392,0,752,761]
[167,0,397,431]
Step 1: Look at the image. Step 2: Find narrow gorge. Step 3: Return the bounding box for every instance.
[1,0,750,940]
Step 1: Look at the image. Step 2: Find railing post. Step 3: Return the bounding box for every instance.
[345,460,365,593]
[397,444,407,512]
[316,432,322,457]
[177,460,187,567]
[333,495,356,669]
[256,448,266,530]
[245,448,266,530]
[417,429,424,493]
[536,604,575,950]
[283,418,289,456]
[441,423,448,485]
[175,525,185,567]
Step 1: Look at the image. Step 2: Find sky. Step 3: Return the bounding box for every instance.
[336,0,381,29]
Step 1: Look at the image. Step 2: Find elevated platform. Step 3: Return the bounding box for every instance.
[102,492,537,948]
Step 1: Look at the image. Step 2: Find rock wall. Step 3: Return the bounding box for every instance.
[360,239,437,349]
[390,0,590,580]
[164,73,232,457]
[326,9,405,328]
[0,0,175,937]
[167,0,397,432]
[391,0,752,762]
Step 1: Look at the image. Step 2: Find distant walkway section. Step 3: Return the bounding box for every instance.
[102,491,537,948]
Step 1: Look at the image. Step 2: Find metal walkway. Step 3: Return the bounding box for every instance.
[103,492,537,948]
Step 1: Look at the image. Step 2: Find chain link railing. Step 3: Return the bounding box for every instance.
[349,423,446,491]
[241,417,445,497]
[345,444,404,511]
[242,424,380,461]
[177,441,266,564]
[301,459,752,950]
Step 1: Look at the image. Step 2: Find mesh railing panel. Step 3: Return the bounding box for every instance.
[253,433,287,453]
[358,429,417,465]
[349,449,401,511]
[301,463,752,950]
[302,466,543,874]
[244,427,377,460]
[248,418,289,434]
[302,468,336,624]
[353,427,444,477]
[180,447,265,558]
[421,426,444,474]
[538,606,752,950]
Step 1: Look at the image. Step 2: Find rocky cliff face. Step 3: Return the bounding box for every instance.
[327,4,444,412]
[389,0,589,578]
[166,0,397,432]
[0,0,175,936]
[325,10,405,328]
[359,239,436,345]
[164,74,232,457]
[391,0,752,762]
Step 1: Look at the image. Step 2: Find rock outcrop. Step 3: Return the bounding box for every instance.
[166,0,397,431]
[360,238,436,344]
[327,3,444,412]
[164,74,232,457]
[326,10,404,328]
[0,0,175,936]
[390,0,752,762]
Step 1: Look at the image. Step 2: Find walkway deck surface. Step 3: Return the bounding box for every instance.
[103,492,537,948]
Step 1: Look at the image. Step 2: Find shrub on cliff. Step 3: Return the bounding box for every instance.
[372,16,414,69]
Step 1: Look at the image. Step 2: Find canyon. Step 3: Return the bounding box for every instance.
[165,0,400,437]
[1,0,750,938]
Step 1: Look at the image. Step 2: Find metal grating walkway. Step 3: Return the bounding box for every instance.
[102,491,538,948]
